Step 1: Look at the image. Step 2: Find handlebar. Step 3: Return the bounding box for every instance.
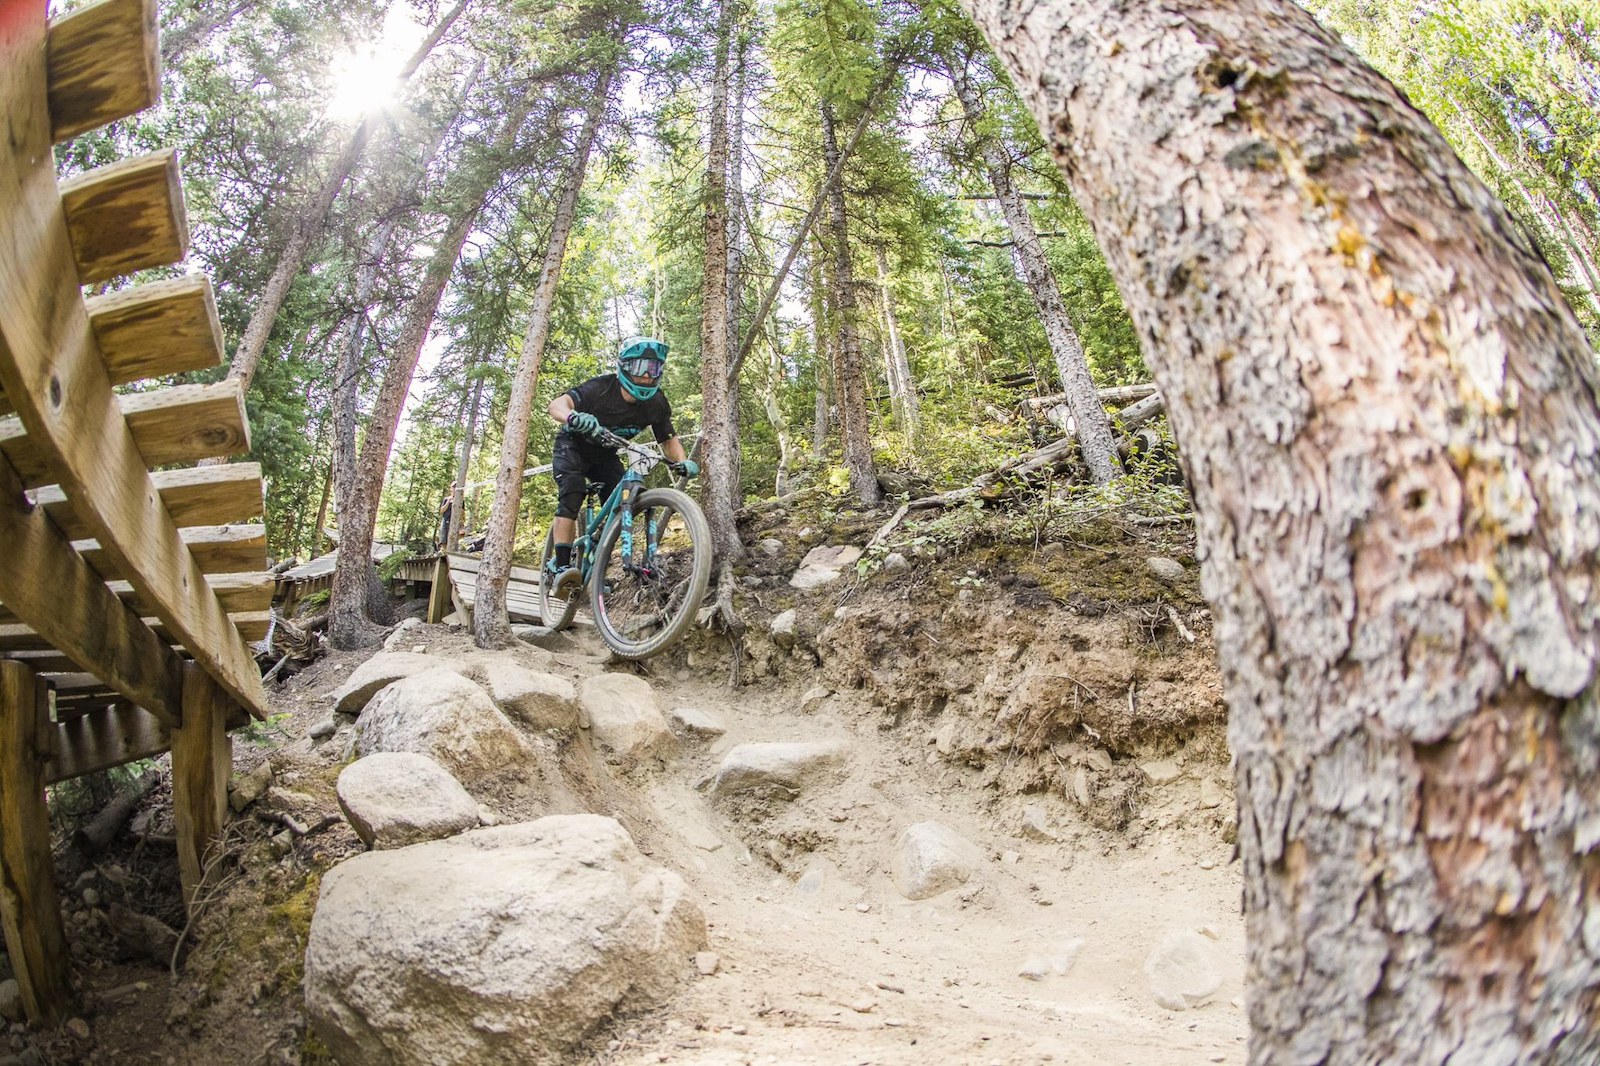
[589,429,693,484]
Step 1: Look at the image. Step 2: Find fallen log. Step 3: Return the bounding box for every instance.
[74,770,158,857]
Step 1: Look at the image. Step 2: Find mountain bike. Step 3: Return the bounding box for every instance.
[537,429,712,660]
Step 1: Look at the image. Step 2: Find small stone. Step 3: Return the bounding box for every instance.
[82,887,100,907]
[411,644,427,654]
[1145,556,1186,585]
[1021,804,1058,842]
[770,610,798,642]
[1140,760,1183,785]
[1145,929,1222,1011]
[855,902,871,913]
[65,1018,90,1040]
[0,979,22,1023]
[884,1018,905,1027]
[883,552,910,572]
[1198,924,1221,940]
[1199,776,1225,810]
[309,717,339,741]
[1018,959,1050,981]
[1000,850,1020,865]
[760,538,784,556]
[668,706,727,739]
[730,1025,748,1035]
[478,806,500,827]
[848,998,875,1014]
[798,685,831,714]
[1082,748,1113,773]
[1070,767,1092,808]
[228,759,274,814]
[695,951,720,976]
[1199,858,1217,871]
[1220,815,1239,844]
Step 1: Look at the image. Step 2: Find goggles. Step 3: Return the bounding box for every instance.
[621,354,665,382]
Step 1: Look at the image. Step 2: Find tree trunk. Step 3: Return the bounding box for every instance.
[726,29,748,363]
[810,256,831,461]
[961,0,1600,1060]
[947,58,1121,484]
[696,0,747,565]
[875,245,919,437]
[327,204,482,649]
[225,0,468,394]
[448,372,484,550]
[474,71,615,649]
[819,101,882,508]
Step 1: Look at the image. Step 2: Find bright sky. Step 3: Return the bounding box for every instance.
[324,4,428,122]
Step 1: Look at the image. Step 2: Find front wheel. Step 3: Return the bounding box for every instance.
[590,487,711,659]
[537,527,581,633]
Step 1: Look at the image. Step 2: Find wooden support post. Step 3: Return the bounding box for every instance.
[170,663,232,908]
[426,556,450,624]
[0,661,73,1024]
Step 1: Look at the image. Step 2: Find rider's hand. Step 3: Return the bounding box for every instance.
[566,411,601,438]
[672,459,700,479]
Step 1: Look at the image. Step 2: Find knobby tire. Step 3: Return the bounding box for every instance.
[589,487,711,660]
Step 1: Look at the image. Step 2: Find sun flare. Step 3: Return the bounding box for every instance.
[323,8,425,122]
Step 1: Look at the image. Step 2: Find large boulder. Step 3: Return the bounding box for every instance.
[891,821,983,900]
[336,752,481,850]
[578,674,674,765]
[474,660,579,731]
[330,652,468,715]
[789,544,863,590]
[711,740,849,795]
[305,816,706,1066]
[351,669,527,782]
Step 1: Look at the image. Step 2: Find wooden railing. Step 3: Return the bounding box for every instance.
[0,0,271,1026]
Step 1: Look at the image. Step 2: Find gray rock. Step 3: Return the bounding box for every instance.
[694,951,720,976]
[308,717,340,741]
[770,609,797,642]
[511,624,579,652]
[1141,760,1183,785]
[1199,776,1226,810]
[337,752,481,850]
[228,760,274,814]
[579,674,674,765]
[711,740,849,795]
[1019,941,1084,981]
[1145,929,1222,1010]
[1070,767,1092,808]
[64,1018,90,1041]
[381,618,424,651]
[798,685,832,715]
[759,538,784,557]
[1082,748,1114,773]
[789,544,864,590]
[476,661,579,731]
[1145,556,1187,586]
[305,816,706,1066]
[891,821,982,901]
[666,706,727,739]
[330,652,469,715]
[1021,804,1059,842]
[0,979,21,1023]
[352,669,528,782]
[883,552,911,572]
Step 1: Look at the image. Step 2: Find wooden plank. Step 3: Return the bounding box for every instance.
[171,663,231,907]
[85,274,224,386]
[446,551,541,585]
[76,524,268,580]
[58,148,189,285]
[46,0,159,143]
[426,556,450,624]
[45,701,169,785]
[32,463,264,540]
[0,573,272,627]
[0,382,251,488]
[0,450,182,724]
[0,662,74,1024]
[0,11,265,719]
[0,652,83,674]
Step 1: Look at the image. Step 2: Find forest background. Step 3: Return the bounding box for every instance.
[57,0,1600,604]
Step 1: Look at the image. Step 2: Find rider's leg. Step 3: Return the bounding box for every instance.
[551,437,590,572]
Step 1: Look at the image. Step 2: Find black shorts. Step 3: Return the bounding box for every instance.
[552,433,623,520]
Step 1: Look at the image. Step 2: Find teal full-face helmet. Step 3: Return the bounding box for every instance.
[616,336,668,401]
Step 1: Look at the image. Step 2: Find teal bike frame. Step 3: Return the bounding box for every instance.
[564,430,670,587]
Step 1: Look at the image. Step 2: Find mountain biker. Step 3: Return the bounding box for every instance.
[544,336,699,592]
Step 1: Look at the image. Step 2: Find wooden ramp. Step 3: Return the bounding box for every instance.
[0,0,273,1026]
[397,553,575,627]
[274,541,400,615]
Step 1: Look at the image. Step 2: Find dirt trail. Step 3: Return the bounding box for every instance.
[578,644,1247,1066]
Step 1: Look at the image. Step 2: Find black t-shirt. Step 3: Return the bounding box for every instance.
[563,375,677,442]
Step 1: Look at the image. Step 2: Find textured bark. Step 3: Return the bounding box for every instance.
[819,102,882,508]
[726,30,748,362]
[474,71,614,649]
[874,245,919,437]
[225,0,468,393]
[447,373,484,550]
[697,1,746,565]
[947,58,1121,484]
[961,0,1600,1061]
[327,205,480,649]
[810,256,831,460]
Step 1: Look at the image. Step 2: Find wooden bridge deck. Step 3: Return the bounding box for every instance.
[0,0,274,1025]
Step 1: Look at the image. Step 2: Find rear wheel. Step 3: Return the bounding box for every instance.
[589,487,711,659]
[537,527,581,632]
